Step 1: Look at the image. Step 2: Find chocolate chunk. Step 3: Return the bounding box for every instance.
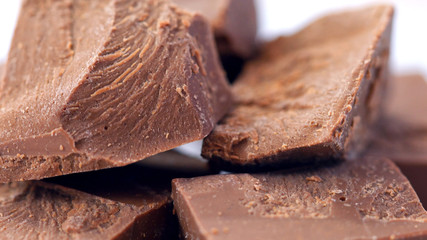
[0,0,231,183]
[172,157,427,240]
[0,166,177,239]
[202,5,393,170]
[368,75,427,207]
[173,0,257,58]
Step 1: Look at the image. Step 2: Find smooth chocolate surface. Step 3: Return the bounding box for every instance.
[173,0,257,58]
[0,167,176,239]
[202,5,393,170]
[172,158,427,240]
[0,0,231,183]
[368,75,427,207]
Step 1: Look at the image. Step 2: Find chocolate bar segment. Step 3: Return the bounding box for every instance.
[0,181,151,239]
[368,75,427,207]
[0,152,197,239]
[0,179,174,239]
[173,0,257,58]
[0,0,231,182]
[202,5,393,170]
[172,158,427,240]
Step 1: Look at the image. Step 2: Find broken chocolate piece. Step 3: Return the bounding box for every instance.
[202,5,393,170]
[172,157,427,240]
[0,0,231,182]
[173,0,257,58]
[0,168,177,239]
[0,149,225,238]
[368,75,427,207]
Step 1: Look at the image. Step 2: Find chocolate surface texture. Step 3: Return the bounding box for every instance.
[173,0,257,58]
[202,5,393,170]
[368,74,427,207]
[0,163,179,240]
[0,0,231,183]
[172,158,427,240]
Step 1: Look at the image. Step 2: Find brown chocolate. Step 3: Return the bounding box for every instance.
[172,157,427,240]
[173,0,257,58]
[202,5,393,170]
[0,0,231,183]
[368,75,427,207]
[0,165,178,239]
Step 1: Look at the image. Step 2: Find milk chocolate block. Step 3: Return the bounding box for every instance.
[368,75,427,207]
[0,166,177,239]
[172,158,427,240]
[0,0,231,182]
[173,0,257,58]
[202,5,393,170]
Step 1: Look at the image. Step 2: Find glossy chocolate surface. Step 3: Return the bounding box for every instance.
[173,158,427,240]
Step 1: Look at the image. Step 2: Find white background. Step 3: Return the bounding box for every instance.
[0,0,426,76]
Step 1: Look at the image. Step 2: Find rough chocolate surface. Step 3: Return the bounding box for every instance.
[202,5,393,170]
[0,166,177,239]
[0,0,231,183]
[368,75,427,207]
[172,158,427,240]
[173,0,257,58]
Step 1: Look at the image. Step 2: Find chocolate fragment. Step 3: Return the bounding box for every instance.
[368,75,427,207]
[172,157,427,240]
[173,0,257,58]
[0,0,231,183]
[0,166,177,239]
[202,5,393,170]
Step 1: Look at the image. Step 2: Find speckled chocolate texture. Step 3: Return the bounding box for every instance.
[368,75,427,207]
[0,163,179,240]
[172,158,427,240]
[202,5,393,170]
[173,0,257,58]
[0,0,231,183]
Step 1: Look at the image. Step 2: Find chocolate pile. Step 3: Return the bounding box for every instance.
[0,1,426,239]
